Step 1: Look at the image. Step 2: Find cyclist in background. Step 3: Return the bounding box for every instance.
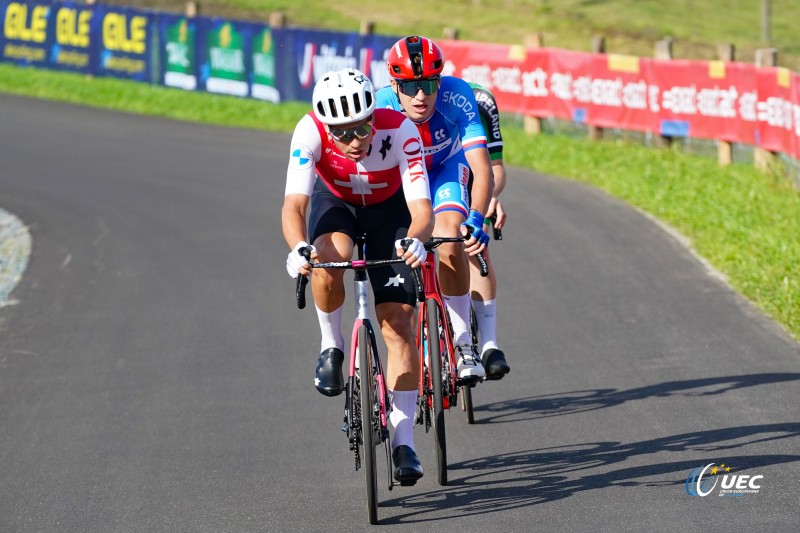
[376,36,494,382]
[282,68,434,484]
[468,82,510,380]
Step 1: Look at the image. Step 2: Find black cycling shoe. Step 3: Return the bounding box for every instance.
[392,445,424,486]
[482,348,510,380]
[315,348,345,396]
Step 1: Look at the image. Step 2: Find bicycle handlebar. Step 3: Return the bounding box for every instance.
[295,246,424,308]
[295,231,490,309]
[487,214,503,241]
[423,236,489,277]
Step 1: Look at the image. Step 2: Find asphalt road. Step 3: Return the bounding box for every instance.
[1,93,798,532]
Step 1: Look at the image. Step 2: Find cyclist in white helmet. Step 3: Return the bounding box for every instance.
[282,68,434,484]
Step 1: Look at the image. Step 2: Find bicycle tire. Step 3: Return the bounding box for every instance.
[427,298,448,485]
[358,324,379,524]
[460,306,477,424]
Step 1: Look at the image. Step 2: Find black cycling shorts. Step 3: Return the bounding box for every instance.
[308,180,416,306]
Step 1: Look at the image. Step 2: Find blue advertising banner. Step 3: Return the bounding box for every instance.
[1,0,400,103]
[49,1,94,74]
[91,4,154,82]
[273,28,398,102]
[1,0,53,68]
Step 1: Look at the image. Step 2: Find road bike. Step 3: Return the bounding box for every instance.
[416,236,487,485]
[295,235,422,525]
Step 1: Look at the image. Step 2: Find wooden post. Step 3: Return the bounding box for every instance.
[754,48,779,173]
[359,21,375,36]
[717,44,735,166]
[523,33,544,135]
[761,0,772,45]
[442,27,459,40]
[654,38,674,148]
[184,1,199,17]
[268,12,286,27]
[588,36,606,141]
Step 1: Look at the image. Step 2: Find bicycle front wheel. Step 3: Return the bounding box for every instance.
[426,298,448,485]
[358,324,379,524]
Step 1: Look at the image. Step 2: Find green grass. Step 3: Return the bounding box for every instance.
[1,61,799,341]
[113,0,800,70]
[0,64,308,129]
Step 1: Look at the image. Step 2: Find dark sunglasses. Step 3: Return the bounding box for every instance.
[329,119,373,143]
[395,77,440,97]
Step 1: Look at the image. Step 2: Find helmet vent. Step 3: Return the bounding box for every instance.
[352,93,362,115]
[337,96,349,118]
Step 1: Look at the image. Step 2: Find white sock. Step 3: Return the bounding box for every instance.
[316,305,344,352]
[389,389,418,450]
[471,298,499,355]
[444,293,471,346]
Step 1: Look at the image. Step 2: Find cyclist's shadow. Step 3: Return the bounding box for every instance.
[379,422,800,524]
[473,372,800,424]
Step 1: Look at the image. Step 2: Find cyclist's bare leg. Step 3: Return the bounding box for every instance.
[376,302,420,453]
[375,302,419,390]
[433,210,472,345]
[469,245,496,302]
[433,210,469,298]
[469,243,509,378]
[311,232,353,353]
[434,210,485,378]
[469,247,497,353]
[311,231,353,312]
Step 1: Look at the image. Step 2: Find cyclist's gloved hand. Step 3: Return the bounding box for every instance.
[396,237,426,266]
[462,209,490,247]
[286,241,315,278]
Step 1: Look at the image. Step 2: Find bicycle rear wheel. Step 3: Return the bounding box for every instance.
[357,324,379,524]
[426,298,448,485]
[460,306,478,424]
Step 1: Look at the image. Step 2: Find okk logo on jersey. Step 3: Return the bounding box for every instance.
[685,463,764,497]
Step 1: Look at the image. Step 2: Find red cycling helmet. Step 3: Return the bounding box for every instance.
[387,36,444,80]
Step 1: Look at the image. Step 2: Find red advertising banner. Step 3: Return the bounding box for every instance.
[439,40,800,160]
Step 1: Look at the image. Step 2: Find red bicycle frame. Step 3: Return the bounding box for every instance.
[417,251,458,408]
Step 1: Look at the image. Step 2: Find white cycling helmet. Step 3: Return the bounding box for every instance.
[312,68,376,125]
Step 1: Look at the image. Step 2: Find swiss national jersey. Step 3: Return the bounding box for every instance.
[285,108,431,207]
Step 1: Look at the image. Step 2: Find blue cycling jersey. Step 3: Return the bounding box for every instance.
[376,76,488,216]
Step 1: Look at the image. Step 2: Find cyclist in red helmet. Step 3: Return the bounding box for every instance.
[377,36,494,382]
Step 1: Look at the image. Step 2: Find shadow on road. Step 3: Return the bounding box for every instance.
[379,373,800,525]
[382,423,800,523]
[473,373,800,424]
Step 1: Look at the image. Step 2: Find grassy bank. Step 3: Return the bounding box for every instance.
[1,63,798,340]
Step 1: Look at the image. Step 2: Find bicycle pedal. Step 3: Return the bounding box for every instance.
[457,377,481,387]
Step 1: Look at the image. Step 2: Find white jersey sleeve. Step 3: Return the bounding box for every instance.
[395,117,431,203]
[285,114,322,197]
